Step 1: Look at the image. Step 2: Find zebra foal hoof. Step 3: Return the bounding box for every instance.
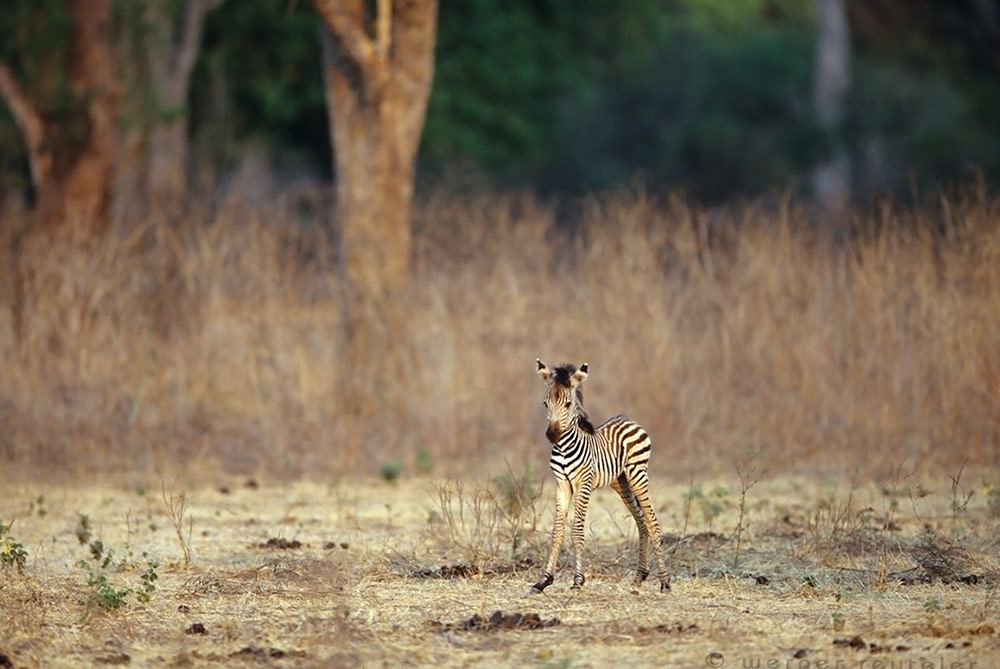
[659,579,671,593]
[530,573,554,594]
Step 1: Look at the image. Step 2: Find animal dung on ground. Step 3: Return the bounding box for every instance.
[256,537,303,550]
[431,610,560,632]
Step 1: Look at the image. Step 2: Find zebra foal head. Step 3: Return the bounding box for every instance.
[536,358,591,444]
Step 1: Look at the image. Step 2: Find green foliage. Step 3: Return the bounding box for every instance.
[2,0,1000,203]
[75,514,92,545]
[0,0,74,107]
[190,0,328,170]
[414,447,434,475]
[77,541,159,612]
[90,539,106,563]
[550,10,820,197]
[0,519,28,572]
[379,460,404,484]
[81,569,131,610]
[685,482,730,531]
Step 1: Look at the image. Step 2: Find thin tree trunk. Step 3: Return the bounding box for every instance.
[812,0,851,210]
[145,0,224,202]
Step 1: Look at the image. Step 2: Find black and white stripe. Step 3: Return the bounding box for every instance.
[531,359,670,593]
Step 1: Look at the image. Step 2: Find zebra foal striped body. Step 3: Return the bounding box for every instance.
[531,359,670,593]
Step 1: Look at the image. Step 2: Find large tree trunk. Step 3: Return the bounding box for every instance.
[0,0,119,344]
[0,0,118,230]
[313,0,437,452]
[811,0,851,211]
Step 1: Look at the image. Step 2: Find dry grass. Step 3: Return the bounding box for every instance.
[2,183,998,481]
[2,181,999,666]
[1,473,999,667]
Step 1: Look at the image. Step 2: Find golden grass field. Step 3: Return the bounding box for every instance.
[1,469,998,668]
[1,184,999,666]
[1,184,998,478]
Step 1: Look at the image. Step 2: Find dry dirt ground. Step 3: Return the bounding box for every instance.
[1,473,998,668]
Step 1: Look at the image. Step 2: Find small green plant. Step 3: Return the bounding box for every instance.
[414,447,434,475]
[986,482,1000,519]
[77,541,159,612]
[0,519,28,572]
[684,483,729,532]
[136,558,160,603]
[82,569,131,610]
[34,495,47,517]
[380,460,404,483]
[75,514,93,545]
[89,539,105,562]
[831,610,846,632]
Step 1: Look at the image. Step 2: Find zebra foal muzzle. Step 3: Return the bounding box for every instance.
[545,422,560,444]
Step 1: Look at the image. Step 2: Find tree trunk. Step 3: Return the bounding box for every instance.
[145,0,224,202]
[0,0,119,344]
[812,0,851,210]
[313,0,437,452]
[0,0,118,231]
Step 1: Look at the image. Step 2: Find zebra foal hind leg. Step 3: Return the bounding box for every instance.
[627,468,670,592]
[612,474,652,592]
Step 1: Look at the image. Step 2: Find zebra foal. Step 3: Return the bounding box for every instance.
[531,359,670,593]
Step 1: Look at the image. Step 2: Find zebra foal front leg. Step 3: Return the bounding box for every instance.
[531,478,571,593]
[569,475,593,590]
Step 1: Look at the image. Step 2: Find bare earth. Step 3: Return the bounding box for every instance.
[1,474,998,668]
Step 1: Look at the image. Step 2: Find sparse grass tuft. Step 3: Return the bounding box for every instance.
[161,481,192,567]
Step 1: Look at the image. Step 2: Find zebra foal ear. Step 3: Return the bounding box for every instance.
[536,358,553,381]
[571,363,589,385]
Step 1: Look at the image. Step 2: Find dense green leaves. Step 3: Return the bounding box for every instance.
[189,0,329,172]
[1,0,999,202]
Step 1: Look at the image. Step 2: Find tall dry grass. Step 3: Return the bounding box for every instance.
[1,183,998,479]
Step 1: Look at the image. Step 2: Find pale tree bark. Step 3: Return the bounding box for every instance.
[312,0,437,447]
[812,0,851,210]
[144,0,225,201]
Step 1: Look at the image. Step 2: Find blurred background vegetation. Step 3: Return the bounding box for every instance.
[2,0,998,204]
[1,1,998,480]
